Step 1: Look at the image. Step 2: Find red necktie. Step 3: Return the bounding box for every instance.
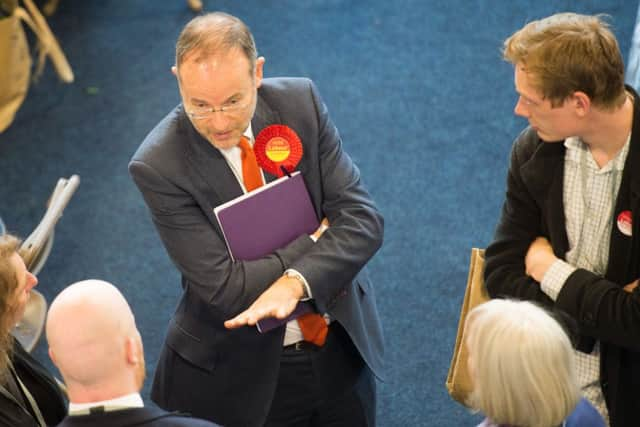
[238,137,327,346]
[297,311,328,346]
[238,136,263,192]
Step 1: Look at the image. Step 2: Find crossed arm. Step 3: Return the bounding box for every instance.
[224,218,329,329]
[486,133,640,350]
[525,237,639,293]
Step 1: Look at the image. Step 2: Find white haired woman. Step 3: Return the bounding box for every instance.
[465,299,604,427]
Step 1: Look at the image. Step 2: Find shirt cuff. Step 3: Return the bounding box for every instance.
[284,268,312,300]
[540,259,576,301]
[309,223,328,243]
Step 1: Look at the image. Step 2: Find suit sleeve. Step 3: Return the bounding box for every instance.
[484,133,554,308]
[129,159,315,321]
[287,81,384,314]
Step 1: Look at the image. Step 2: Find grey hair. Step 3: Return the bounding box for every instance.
[465,299,580,427]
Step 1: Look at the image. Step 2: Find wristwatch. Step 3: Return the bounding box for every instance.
[284,269,310,299]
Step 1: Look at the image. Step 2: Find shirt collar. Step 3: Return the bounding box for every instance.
[218,123,255,156]
[69,392,144,416]
[244,123,254,142]
[564,134,630,173]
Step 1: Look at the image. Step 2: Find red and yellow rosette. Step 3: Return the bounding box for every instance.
[254,125,303,177]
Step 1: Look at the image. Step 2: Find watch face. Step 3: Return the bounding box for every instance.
[285,271,308,298]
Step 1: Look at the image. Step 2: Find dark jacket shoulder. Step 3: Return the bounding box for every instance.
[0,338,67,427]
[55,406,221,427]
[512,126,542,159]
[511,126,564,168]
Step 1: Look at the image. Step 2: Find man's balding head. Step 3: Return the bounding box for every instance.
[46,280,145,402]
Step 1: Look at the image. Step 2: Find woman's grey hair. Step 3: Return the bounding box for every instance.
[465,299,580,427]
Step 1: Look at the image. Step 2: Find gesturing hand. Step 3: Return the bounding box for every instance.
[224,276,304,329]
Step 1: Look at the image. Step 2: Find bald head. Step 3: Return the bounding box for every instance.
[46,280,145,402]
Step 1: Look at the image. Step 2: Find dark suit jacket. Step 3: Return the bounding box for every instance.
[485,86,640,427]
[0,337,67,427]
[55,406,220,427]
[129,77,384,427]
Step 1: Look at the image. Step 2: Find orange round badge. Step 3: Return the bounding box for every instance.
[255,125,303,177]
[265,137,291,162]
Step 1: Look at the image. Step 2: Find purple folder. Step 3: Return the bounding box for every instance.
[214,172,320,333]
[214,171,319,262]
[255,301,314,333]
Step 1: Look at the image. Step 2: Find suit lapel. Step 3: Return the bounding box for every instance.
[181,115,244,205]
[520,140,570,255]
[252,93,282,184]
[606,162,638,284]
[606,86,640,283]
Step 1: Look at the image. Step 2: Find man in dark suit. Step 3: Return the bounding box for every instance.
[46,279,220,427]
[485,13,640,427]
[129,11,384,427]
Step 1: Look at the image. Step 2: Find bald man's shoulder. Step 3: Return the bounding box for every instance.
[54,406,222,426]
[147,410,222,427]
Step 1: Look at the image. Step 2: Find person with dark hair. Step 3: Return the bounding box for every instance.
[486,12,640,427]
[129,11,384,427]
[0,234,66,426]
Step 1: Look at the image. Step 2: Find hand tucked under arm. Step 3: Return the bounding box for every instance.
[525,237,558,282]
[310,217,329,241]
[224,275,305,329]
[624,279,639,293]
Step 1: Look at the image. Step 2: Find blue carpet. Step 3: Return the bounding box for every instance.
[0,1,636,425]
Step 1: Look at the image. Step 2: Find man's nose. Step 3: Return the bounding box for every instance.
[514,97,529,117]
[26,272,38,290]
[208,111,232,129]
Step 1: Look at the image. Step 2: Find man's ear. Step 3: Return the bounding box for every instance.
[255,57,265,88]
[572,91,591,117]
[125,337,139,365]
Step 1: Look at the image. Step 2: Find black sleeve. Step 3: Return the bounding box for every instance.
[11,339,67,426]
[484,129,554,308]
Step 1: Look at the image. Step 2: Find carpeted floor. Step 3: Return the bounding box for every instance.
[0,1,637,425]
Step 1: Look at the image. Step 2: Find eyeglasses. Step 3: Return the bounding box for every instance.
[185,98,253,120]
